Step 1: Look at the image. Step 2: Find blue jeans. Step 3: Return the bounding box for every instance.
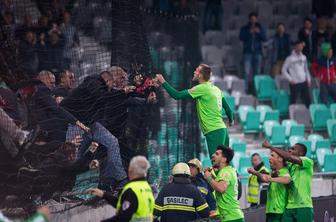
[244,53,262,90]
[320,83,336,104]
[78,122,127,185]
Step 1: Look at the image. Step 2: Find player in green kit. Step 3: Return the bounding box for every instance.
[247,150,291,222]
[204,145,245,222]
[262,141,314,222]
[155,64,234,155]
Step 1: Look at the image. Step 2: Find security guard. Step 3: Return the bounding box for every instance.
[188,158,217,213]
[154,163,210,222]
[87,156,154,222]
[247,153,270,207]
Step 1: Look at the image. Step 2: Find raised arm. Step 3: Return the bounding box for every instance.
[262,141,303,166]
[162,81,192,100]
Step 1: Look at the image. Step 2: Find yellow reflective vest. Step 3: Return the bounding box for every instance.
[116,180,154,222]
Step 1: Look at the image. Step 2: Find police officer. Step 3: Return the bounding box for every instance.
[247,153,270,207]
[188,158,217,214]
[154,163,210,222]
[87,156,154,222]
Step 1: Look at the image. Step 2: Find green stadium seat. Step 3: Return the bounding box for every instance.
[222,95,235,119]
[315,139,331,152]
[232,142,246,153]
[327,119,336,145]
[282,119,298,138]
[243,111,261,133]
[264,120,280,137]
[254,75,276,101]
[150,47,160,70]
[309,104,331,131]
[270,126,287,147]
[272,90,289,116]
[163,61,182,85]
[312,88,320,104]
[316,148,332,170]
[324,154,336,172]
[264,110,280,122]
[289,135,305,147]
[308,134,324,157]
[289,124,305,138]
[238,105,255,123]
[256,105,272,123]
[229,137,243,147]
[330,103,336,119]
[232,151,246,169]
[238,156,251,176]
[312,89,335,105]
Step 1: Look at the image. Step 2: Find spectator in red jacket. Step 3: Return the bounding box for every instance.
[311,42,336,104]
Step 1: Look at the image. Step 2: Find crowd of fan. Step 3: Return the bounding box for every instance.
[1,2,78,79]
[237,13,336,105]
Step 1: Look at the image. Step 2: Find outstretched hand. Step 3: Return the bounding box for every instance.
[155,74,166,84]
[86,188,104,197]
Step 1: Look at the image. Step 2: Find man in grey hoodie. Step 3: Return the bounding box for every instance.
[282,41,312,107]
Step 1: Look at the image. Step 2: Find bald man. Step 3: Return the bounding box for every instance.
[30,70,89,142]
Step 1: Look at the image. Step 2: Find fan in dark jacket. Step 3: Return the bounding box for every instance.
[30,70,89,142]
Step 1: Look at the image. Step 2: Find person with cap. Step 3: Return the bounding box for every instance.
[204,145,245,222]
[153,162,210,222]
[247,153,270,207]
[282,40,312,108]
[155,64,234,156]
[188,158,217,214]
[86,155,154,222]
[311,42,336,104]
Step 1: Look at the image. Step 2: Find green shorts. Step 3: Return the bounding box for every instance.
[205,128,229,155]
[281,208,313,222]
[266,213,283,222]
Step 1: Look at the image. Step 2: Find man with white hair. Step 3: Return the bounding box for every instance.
[87,156,154,222]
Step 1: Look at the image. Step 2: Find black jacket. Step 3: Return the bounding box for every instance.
[154,177,210,222]
[61,75,110,126]
[30,83,77,140]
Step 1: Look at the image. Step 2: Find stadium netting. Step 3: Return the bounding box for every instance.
[0,0,205,218]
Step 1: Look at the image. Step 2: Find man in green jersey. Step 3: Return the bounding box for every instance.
[155,64,234,155]
[204,145,245,222]
[248,151,291,222]
[262,141,314,222]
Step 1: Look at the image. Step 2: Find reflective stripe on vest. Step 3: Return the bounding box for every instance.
[247,166,269,204]
[116,180,154,222]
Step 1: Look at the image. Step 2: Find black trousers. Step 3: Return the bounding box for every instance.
[289,81,311,108]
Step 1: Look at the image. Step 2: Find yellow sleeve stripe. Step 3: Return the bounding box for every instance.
[162,205,196,212]
[154,204,163,211]
[198,187,208,195]
[196,203,209,212]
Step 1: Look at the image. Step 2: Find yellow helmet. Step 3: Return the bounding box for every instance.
[172,163,191,176]
[188,158,202,172]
